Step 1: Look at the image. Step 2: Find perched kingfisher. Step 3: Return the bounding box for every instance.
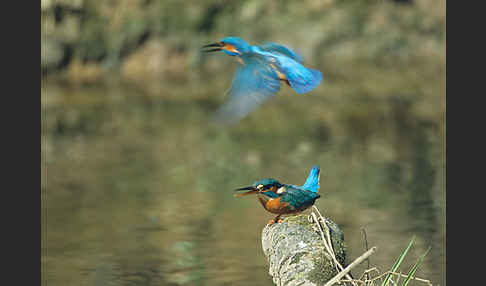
[234,165,321,224]
[202,37,323,124]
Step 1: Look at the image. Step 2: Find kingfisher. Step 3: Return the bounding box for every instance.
[201,37,323,124]
[234,165,321,224]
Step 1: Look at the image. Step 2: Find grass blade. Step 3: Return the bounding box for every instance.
[381,236,416,286]
[401,246,431,286]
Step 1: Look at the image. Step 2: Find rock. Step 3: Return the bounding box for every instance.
[261,214,347,286]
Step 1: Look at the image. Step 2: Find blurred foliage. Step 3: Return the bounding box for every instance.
[41,0,444,80]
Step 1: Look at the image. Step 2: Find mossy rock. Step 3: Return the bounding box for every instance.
[261,214,346,286]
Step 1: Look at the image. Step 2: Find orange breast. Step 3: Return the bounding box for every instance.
[264,197,291,214]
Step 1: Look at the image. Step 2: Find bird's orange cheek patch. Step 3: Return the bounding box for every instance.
[224,44,241,54]
[267,185,277,192]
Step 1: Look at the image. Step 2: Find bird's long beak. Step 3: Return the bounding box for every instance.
[233,186,258,197]
[201,42,224,53]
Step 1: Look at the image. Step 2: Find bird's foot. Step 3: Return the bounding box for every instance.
[267,218,284,225]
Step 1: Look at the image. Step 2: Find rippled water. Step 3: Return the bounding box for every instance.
[42,76,445,285]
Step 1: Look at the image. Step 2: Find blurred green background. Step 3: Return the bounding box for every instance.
[41,0,445,285]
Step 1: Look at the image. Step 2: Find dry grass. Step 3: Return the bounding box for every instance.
[310,206,433,286]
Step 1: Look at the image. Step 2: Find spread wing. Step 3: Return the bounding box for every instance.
[259,42,304,63]
[212,54,281,125]
[279,185,320,211]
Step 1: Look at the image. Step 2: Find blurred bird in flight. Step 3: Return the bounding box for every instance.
[202,37,323,124]
[233,165,321,224]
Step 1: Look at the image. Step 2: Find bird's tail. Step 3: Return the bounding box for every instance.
[287,68,323,94]
[301,165,320,193]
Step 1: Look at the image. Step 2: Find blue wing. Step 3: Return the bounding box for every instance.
[213,54,281,124]
[280,185,320,211]
[274,55,323,94]
[259,42,303,63]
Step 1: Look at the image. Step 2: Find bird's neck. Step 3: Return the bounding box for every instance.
[259,190,280,199]
[257,192,278,209]
[248,45,262,54]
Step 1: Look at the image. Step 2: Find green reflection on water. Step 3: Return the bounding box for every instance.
[42,75,444,285]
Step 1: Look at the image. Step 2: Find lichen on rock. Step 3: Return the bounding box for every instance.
[261,214,346,286]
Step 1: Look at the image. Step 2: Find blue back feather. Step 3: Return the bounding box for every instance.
[280,185,320,209]
[258,42,303,63]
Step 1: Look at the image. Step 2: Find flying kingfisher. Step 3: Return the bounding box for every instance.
[234,165,321,224]
[202,37,323,124]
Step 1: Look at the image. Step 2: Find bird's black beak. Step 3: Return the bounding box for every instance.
[235,186,255,191]
[201,42,224,53]
[233,186,258,197]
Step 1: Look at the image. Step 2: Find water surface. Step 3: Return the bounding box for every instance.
[42,75,445,285]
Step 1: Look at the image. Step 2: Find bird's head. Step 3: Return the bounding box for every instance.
[202,37,250,56]
[234,178,282,197]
